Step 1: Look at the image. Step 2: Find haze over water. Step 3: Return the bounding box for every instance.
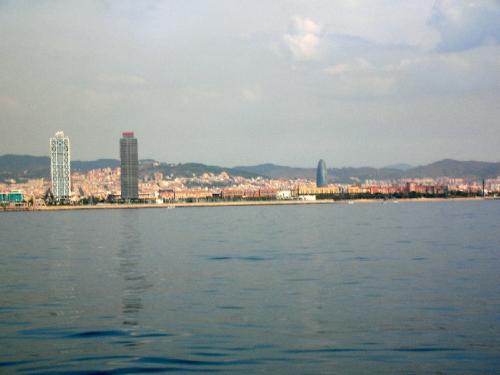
[1,202,499,373]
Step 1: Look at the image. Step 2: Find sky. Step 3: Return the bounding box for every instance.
[0,0,499,168]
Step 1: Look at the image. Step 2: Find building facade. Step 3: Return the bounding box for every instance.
[50,131,71,201]
[120,132,139,200]
[0,191,24,203]
[316,159,328,187]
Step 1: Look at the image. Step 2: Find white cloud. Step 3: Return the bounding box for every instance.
[293,16,321,35]
[322,48,498,99]
[0,95,20,112]
[81,89,126,112]
[284,16,321,61]
[98,74,146,86]
[179,87,220,106]
[333,74,397,97]
[395,54,471,71]
[324,58,374,76]
[79,84,149,112]
[430,0,500,52]
[241,86,261,102]
[323,58,396,96]
[314,1,437,48]
[324,63,349,76]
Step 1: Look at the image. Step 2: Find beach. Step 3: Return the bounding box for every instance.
[1,196,490,212]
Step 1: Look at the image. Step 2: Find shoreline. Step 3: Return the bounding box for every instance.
[1,197,493,213]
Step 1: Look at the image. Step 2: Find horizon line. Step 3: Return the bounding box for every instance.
[1,153,500,170]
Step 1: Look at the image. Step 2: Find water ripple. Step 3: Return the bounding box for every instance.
[285,347,464,354]
[207,256,274,262]
[66,330,129,339]
[18,328,173,340]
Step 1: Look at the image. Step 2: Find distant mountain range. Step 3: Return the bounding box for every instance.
[0,155,260,182]
[0,155,120,182]
[383,163,414,171]
[235,159,500,182]
[1,154,499,183]
[147,162,260,179]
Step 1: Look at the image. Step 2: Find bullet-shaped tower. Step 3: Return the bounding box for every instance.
[316,159,327,187]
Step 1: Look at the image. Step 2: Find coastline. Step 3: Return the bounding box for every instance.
[1,197,492,213]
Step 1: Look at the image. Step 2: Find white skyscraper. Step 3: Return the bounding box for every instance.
[50,131,71,202]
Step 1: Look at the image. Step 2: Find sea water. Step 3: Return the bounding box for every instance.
[1,201,499,374]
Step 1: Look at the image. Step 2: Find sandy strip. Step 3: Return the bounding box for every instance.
[1,197,491,213]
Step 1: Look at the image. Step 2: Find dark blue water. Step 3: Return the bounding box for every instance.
[1,201,499,374]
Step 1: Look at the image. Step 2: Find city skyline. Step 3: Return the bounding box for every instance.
[3,128,500,206]
[1,1,499,167]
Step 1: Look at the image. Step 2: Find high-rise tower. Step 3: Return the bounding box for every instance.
[50,131,71,202]
[316,159,327,187]
[120,132,139,200]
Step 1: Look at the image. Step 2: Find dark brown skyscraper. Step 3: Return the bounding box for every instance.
[120,132,138,200]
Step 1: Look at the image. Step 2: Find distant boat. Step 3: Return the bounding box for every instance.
[347,200,354,205]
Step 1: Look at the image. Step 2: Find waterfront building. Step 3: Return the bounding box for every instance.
[316,159,328,187]
[298,185,340,195]
[120,132,139,200]
[50,131,71,202]
[0,191,24,203]
[276,190,292,200]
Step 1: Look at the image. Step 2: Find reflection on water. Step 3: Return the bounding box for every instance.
[118,211,152,326]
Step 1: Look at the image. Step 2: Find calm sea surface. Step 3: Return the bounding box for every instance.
[1,201,499,374]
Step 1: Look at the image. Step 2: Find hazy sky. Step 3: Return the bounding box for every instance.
[1,0,499,167]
